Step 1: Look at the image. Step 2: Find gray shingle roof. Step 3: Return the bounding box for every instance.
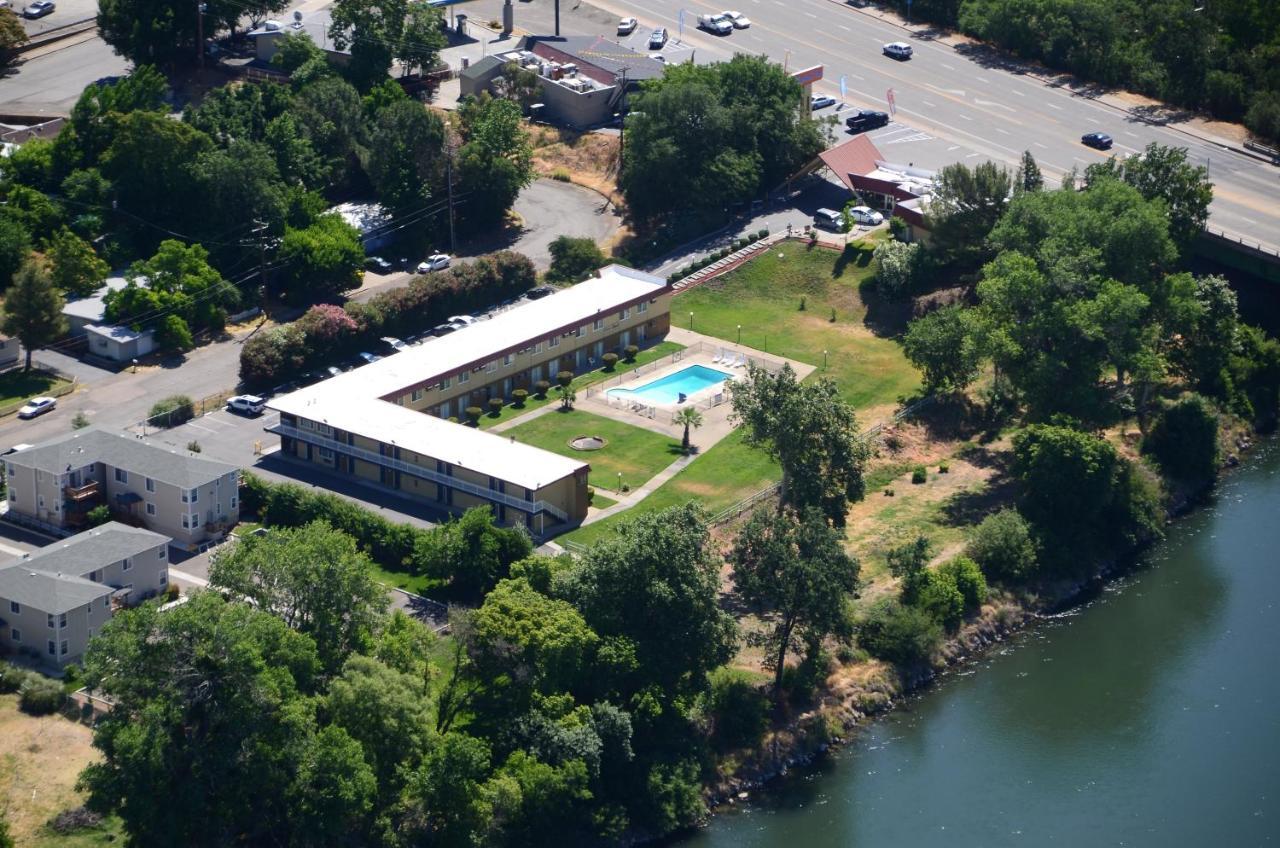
[459,54,504,81]
[13,522,168,579]
[0,565,112,615]
[8,429,238,489]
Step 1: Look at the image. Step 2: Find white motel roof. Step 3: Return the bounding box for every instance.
[267,265,669,490]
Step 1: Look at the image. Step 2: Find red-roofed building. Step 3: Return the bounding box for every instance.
[816,136,937,241]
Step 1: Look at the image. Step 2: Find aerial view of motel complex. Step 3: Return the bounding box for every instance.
[1,0,1277,841]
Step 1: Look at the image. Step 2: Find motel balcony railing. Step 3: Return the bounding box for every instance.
[267,423,571,524]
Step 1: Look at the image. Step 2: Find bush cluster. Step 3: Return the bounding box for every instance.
[240,252,536,388]
[667,228,769,284]
[148,394,195,427]
[0,663,68,715]
[1143,394,1220,484]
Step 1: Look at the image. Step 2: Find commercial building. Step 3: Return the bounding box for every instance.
[459,35,665,128]
[816,135,937,241]
[267,265,672,536]
[0,522,170,669]
[4,430,241,550]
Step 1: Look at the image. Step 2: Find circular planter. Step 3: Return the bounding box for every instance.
[569,435,606,451]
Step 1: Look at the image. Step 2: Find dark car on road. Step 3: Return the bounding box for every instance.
[1081,131,1113,150]
[22,0,55,17]
[845,110,890,133]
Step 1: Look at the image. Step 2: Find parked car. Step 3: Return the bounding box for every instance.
[845,109,890,132]
[810,94,837,110]
[883,42,913,59]
[358,352,382,364]
[697,13,732,34]
[381,336,409,353]
[448,315,478,329]
[1081,131,1113,150]
[618,16,637,34]
[432,323,457,336]
[813,208,846,231]
[17,396,57,419]
[847,205,885,226]
[226,395,266,416]
[416,253,451,273]
[22,0,55,18]
[1,444,34,456]
[364,256,393,273]
[648,27,668,49]
[721,10,751,27]
[527,285,555,300]
[325,366,343,378]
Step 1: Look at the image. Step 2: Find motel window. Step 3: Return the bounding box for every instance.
[158,548,166,560]
[48,641,56,656]
[5,463,12,476]
[504,354,514,366]
[122,558,131,572]
[317,423,333,437]
[145,477,155,493]
[620,307,630,319]
[412,389,423,402]
[160,573,167,586]
[10,628,19,643]
[8,601,18,614]
[7,489,13,502]
[593,318,604,331]
[146,502,156,516]
[459,371,469,384]
[114,468,127,484]
[534,342,542,353]
[485,361,496,373]
[441,377,451,389]
[230,496,237,510]
[60,640,68,656]
[47,614,54,628]
[549,336,559,348]
[318,447,334,461]
[638,301,648,314]
[59,613,67,628]
[103,597,109,609]
[182,488,197,503]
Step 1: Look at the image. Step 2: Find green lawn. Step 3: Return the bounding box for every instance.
[506,409,680,494]
[368,562,441,596]
[477,341,685,429]
[561,429,780,547]
[679,242,919,410]
[0,369,71,412]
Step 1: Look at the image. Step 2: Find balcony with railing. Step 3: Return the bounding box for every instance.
[63,480,101,502]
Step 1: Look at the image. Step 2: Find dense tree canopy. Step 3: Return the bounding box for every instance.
[457,97,535,230]
[621,55,825,220]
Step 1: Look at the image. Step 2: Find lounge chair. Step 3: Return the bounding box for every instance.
[711,350,723,364]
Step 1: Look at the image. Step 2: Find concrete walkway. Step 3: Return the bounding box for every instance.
[580,451,698,526]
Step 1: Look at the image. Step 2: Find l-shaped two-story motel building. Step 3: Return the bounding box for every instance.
[267,265,672,537]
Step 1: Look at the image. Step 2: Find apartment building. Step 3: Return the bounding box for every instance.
[4,430,241,550]
[0,522,170,669]
[267,265,672,535]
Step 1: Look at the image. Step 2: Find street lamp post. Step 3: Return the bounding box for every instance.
[823,349,828,369]
[617,471,623,493]
[689,312,694,330]
[737,324,742,345]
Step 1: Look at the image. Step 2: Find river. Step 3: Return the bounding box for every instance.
[684,439,1280,847]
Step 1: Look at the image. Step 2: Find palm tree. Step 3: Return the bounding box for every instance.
[674,406,704,454]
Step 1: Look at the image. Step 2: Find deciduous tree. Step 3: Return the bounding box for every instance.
[925,160,1013,267]
[0,216,31,290]
[458,97,534,230]
[730,508,859,699]
[902,305,986,394]
[47,228,109,297]
[367,100,446,212]
[547,236,606,285]
[276,214,365,301]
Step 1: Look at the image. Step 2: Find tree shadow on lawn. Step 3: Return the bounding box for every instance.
[858,279,913,338]
[939,469,1020,529]
[910,394,992,443]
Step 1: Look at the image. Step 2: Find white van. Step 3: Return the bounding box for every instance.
[813,208,846,231]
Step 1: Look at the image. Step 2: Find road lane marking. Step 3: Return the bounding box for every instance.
[838,23,850,30]
[1047,102,1063,110]
[966,152,981,158]
[804,10,817,17]
[1033,141,1048,149]
[958,113,973,120]
[995,127,1011,135]
[940,62,955,70]
[975,97,1016,112]
[976,76,990,83]
[922,100,936,107]
[1012,90,1025,97]
[1124,131,1139,137]
[947,145,960,151]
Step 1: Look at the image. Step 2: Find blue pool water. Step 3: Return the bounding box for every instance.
[608,365,732,405]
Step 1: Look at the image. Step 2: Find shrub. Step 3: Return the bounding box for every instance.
[624,344,639,362]
[0,663,32,693]
[915,569,965,630]
[967,509,1038,583]
[872,239,925,300]
[165,583,181,601]
[487,397,504,415]
[757,227,768,239]
[857,598,942,669]
[938,461,950,474]
[534,380,551,398]
[465,406,483,424]
[512,388,528,407]
[86,504,111,527]
[1143,394,1220,484]
[71,412,90,430]
[18,675,66,715]
[937,556,988,611]
[586,486,595,504]
[708,669,769,750]
[186,441,202,453]
[888,216,908,241]
[602,352,619,371]
[911,466,927,484]
[547,236,606,284]
[550,167,571,182]
[149,394,194,427]
[556,370,574,387]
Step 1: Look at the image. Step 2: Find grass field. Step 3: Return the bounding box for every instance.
[506,409,680,494]
[477,342,685,429]
[0,369,71,413]
[680,242,919,411]
[562,429,780,547]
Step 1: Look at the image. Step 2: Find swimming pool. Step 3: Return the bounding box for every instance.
[607,364,732,406]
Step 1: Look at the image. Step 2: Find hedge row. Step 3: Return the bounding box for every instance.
[240,251,537,388]
[667,228,769,285]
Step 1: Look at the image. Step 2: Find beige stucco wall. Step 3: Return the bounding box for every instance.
[0,594,111,669]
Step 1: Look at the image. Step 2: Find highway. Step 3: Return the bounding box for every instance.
[472,0,1280,255]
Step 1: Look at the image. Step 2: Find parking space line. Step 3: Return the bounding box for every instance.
[186,423,217,434]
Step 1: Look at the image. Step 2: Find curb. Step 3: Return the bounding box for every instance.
[14,17,97,55]
[823,0,1275,168]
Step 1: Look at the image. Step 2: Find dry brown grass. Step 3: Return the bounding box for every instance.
[526,125,631,251]
[0,694,99,844]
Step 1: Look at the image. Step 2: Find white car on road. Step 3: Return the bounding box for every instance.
[618,16,637,35]
[416,254,451,273]
[721,10,751,28]
[883,41,913,59]
[17,397,57,419]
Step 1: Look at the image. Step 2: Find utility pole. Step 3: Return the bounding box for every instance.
[445,146,457,255]
[196,1,204,67]
[252,220,270,305]
[554,0,560,35]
